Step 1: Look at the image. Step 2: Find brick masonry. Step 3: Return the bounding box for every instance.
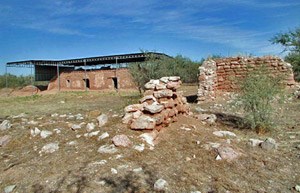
[197,56,295,102]
[48,68,136,91]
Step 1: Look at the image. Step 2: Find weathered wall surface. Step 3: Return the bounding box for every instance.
[48,68,136,91]
[197,56,295,102]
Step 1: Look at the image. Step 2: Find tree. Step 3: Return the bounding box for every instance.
[271,27,300,81]
[128,52,200,93]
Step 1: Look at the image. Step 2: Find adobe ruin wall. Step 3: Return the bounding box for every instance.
[48,68,136,91]
[197,56,295,102]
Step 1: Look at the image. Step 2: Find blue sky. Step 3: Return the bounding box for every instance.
[1,0,300,75]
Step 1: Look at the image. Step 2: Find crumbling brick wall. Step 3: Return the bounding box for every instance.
[197,56,295,102]
[48,68,136,91]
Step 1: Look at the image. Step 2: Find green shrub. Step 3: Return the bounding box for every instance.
[0,74,33,88]
[235,66,284,132]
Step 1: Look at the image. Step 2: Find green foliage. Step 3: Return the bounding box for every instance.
[128,52,201,92]
[0,74,32,88]
[271,27,300,81]
[235,66,284,131]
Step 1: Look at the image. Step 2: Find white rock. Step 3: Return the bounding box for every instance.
[40,142,59,154]
[0,120,11,130]
[112,134,132,147]
[4,185,16,193]
[98,132,109,140]
[133,144,145,152]
[261,138,278,150]
[116,154,123,159]
[76,134,81,138]
[30,127,41,137]
[67,141,78,146]
[133,167,143,172]
[53,128,61,134]
[86,123,96,132]
[12,113,26,118]
[98,144,117,154]
[71,124,82,130]
[190,191,201,193]
[215,155,222,160]
[213,131,236,138]
[111,168,118,174]
[154,178,168,191]
[140,131,158,146]
[59,114,67,118]
[40,130,53,139]
[0,135,11,147]
[28,120,38,125]
[248,139,264,147]
[295,185,300,192]
[97,114,108,127]
[51,113,59,117]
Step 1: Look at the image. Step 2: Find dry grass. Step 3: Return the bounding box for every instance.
[0,86,299,193]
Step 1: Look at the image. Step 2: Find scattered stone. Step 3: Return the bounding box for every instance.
[67,141,78,146]
[4,185,16,193]
[140,131,158,146]
[295,185,300,192]
[59,114,67,118]
[75,113,84,120]
[40,130,53,139]
[0,135,11,147]
[133,167,143,172]
[53,128,61,134]
[190,191,201,193]
[85,131,100,137]
[180,125,192,131]
[76,134,81,138]
[215,155,222,160]
[115,154,123,159]
[260,138,278,150]
[86,123,95,132]
[154,178,168,191]
[51,113,59,117]
[98,132,109,140]
[213,131,236,138]
[87,110,101,118]
[217,146,240,161]
[0,120,11,130]
[40,142,59,154]
[195,113,217,124]
[71,124,82,130]
[248,139,264,147]
[112,134,133,147]
[131,115,156,130]
[28,120,39,125]
[133,144,145,152]
[97,114,108,127]
[12,113,26,118]
[111,168,118,174]
[30,127,41,137]
[98,144,117,154]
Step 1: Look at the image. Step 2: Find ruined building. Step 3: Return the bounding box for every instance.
[6,52,170,91]
[197,56,295,102]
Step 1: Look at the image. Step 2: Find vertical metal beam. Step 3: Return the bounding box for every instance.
[84,59,87,91]
[5,64,8,88]
[30,65,33,85]
[57,63,60,91]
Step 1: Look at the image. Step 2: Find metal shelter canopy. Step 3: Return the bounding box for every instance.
[6,52,170,67]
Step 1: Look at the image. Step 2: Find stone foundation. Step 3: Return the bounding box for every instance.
[197,56,295,102]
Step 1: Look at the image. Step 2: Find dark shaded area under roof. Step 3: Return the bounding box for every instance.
[6,52,171,67]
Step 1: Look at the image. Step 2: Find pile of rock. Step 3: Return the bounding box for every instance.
[122,76,189,130]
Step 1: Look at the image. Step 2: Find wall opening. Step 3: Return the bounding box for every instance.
[112,77,118,89]
[66,79,71,88]
[83,78,90,89]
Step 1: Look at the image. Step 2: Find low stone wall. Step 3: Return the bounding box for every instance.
[197,56,295,102]
[122,76,189,131]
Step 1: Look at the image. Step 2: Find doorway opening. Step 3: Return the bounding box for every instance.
[112,77,118,89]
[83,78,90,89]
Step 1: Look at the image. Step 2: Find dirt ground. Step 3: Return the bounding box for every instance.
[0,85,299,193]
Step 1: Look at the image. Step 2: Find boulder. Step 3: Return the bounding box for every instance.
[131,115,156,130]
[0,120,11,131]
[112,134,133,147]
[97,114,108,127]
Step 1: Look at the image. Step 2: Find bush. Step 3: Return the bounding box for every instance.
[0,74,32,88]
[128,52,201,92]
[234,66,284,132]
